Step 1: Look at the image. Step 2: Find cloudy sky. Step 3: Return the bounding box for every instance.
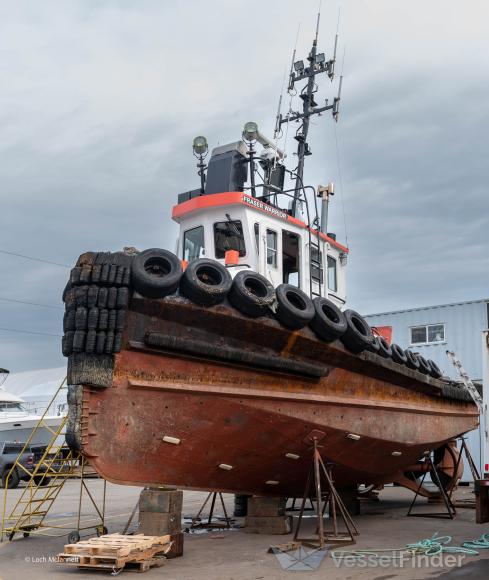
[0,0,488,373]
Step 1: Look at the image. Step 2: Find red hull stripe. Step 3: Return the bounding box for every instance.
[172,192,349,253]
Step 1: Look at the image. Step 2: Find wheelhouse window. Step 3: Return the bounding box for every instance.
[183,226,205,262]
[266,229,277,268]
[214,220,246,259]
[310,244,323,284]
[327,256,337,292]
[411,324,445,345]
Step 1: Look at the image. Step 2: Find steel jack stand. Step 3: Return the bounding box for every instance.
[407,451,456,519]
[293,438,358,548]
[190,492,231,530]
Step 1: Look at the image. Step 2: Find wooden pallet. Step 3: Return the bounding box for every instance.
[57,533,172,572]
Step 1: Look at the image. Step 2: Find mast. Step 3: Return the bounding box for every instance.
[280,9,341,217]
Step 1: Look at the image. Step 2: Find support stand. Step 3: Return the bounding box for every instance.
[293,439,358,548]
[407,452,456,519]
[190,492,231,530]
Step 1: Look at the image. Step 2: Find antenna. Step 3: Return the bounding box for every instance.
[278,5,343,216]
[333,75,343,121]
[315,5,321,42]
[333,47,346,121]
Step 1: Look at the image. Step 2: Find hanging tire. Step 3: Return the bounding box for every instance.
[117,287,130,309]
[228,270,275,317]
[75,307,88,330]
[98,309,109,330]
[417,354,431,375]
[100,263,110,284]
[405,349,420,370]
[87,307,99,330]
[368,335,381,354]
[340,310,372,354]
[274,284,314,330]
[391,343,408,365]
[180,258,232,306]
[105,331,114,354]
[75,286,88,307]
[63,310,76,332]
[309,297,347,342]
[107,287,117,309]
[70,267,82,285]
[428,359,443,379]
[116,310,126,331]
[96,332,106,354]
[132,248,182,299]
[87,286,99,308]
[85,330,97,354]
[108,310,117,331]
[97,287,108,309]
[62,331,75,357]
[376,336,392,359]
[73,330,86,353]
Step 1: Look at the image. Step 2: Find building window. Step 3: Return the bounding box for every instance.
[410,324,445,345]
[327,256,337,292]
[214,220,246,259]
[183,226,205,262]
[266,229,277,268]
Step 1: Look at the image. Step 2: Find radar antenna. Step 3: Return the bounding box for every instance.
[278,7,343,217]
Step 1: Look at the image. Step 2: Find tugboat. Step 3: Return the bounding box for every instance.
[61,16,479,500]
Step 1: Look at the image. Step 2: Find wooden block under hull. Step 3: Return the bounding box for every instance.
[138,512,182,536]
[247,496,287,517]
[244,515,293,535]
[139,489,183,515]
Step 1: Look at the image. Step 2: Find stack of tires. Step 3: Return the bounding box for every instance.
[65,247,444,382]
[62,252,133,357]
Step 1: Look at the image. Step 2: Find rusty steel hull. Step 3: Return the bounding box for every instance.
[70,295,479,497]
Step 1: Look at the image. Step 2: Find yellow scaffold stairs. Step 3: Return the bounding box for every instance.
[1,378,107,542]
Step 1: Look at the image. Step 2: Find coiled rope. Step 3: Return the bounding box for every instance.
[331,532,489,562]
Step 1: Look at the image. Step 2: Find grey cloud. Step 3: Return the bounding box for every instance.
[1,0,488,371]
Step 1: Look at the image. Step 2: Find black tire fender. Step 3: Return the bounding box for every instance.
[75,307,88,330]
[376,336,392,359]
[132,248,182,299]
[391,343,408,365]
[63,310,76,333]
[340,310,372,354]
[274,284,314,330]
[180,258,232,306]
[62,331,75,357]
[228,270,275,317]
[107,287,117,309]
[428,359,443,379]
[417,354,431,375]
[405,349,421,370]
[368,335,381,354]
[309,297,346,342]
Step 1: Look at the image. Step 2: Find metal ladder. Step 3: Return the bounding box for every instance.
[446,350,483,411]
[1,379,107,541]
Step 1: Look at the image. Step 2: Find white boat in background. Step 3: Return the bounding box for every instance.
[0,387,63,445]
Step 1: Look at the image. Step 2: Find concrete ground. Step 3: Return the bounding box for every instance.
[0,481,488,580]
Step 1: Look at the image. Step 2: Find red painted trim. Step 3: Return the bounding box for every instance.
[171,191,349,253]
[172,191,243,220]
